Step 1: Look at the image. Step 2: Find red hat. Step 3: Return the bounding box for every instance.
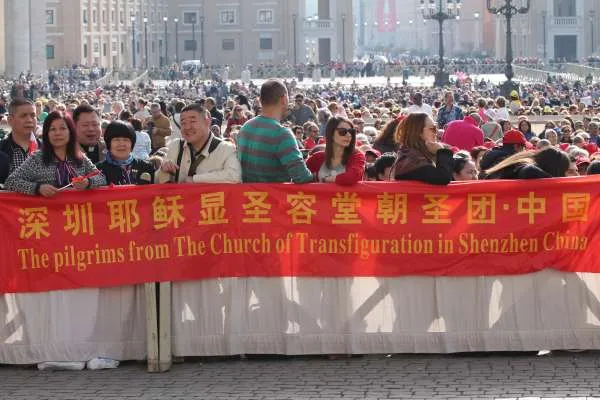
[576,156,591,167]
[585,143,598,155]
[502,130,527,145]
[559,143,570,151]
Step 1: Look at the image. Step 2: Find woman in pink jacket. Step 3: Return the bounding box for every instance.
[306,116,366,185]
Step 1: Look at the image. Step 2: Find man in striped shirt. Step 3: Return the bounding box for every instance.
[237,79,313,183]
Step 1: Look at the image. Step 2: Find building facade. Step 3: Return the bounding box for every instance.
[3,0,47,77]
[166,0,354,67]
[494,0,600,61]
[46,0,169,70]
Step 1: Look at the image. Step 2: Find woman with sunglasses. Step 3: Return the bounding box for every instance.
[306,116,366,185]
[5,111,106,197]
[391,113,453,185]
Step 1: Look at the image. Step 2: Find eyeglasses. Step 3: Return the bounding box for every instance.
[336,128,357,137]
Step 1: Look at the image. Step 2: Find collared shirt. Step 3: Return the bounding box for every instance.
[437,105,464,129]
[4,135,31,174]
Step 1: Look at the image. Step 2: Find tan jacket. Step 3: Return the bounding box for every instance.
[151,114,172,149]
[155,135,242,184]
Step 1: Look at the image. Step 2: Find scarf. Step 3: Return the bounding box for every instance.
[55,159,76,187]
[105,152,135,185]
[391,146,434,179]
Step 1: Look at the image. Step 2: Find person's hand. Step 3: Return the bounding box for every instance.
[152,127,158,135]
[72,178,89,191]
[425,141,444,154]
[39,184,58,198]
[161,160,178,174]
[323,176,336,183]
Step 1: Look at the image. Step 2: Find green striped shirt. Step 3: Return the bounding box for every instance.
[237,116,313,183]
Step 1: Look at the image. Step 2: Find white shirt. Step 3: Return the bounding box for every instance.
[407,103,433,115]
[132,131,152,160]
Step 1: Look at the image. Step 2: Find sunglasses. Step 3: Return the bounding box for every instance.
[336,128,357,137]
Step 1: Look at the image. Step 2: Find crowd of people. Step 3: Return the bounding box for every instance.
[0,62,599,198]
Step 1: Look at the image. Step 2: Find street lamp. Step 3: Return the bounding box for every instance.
[486,0,530,95]
[163,17,168,67]
[590,11,596,55]
[420,0,462,87]
[292,14,297,64]
[174,18,179,64]
[200,16,205,62]
[131,15,136,68]
[143,16,148,69]
[192,15,197,60]
[474,12,481,52]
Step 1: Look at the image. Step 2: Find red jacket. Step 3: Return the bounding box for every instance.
[442,116,484,151]
[305,150,366,185]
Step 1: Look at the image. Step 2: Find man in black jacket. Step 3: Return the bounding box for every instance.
[479,130,527,174]
[205,97,223,128]
[0,99,40,175]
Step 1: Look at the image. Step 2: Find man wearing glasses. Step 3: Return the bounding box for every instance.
[288,93,316,126]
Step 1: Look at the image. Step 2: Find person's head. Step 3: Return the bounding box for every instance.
[573,134,587,148]
[534,147,571,177]
[518,119,531,134]
[73,104,101,146]
[210,124,221,137]
[41,111,81,165]
[292,125,304,140]
[376,117,401,145]
[104,121,136,161]
[589,121,600,136]
[119,110,132,121]
[374,153,396,181]
[129,117,142,132]
[587,161,600,175]
[444,91,454,106]
[294,94,305,108]
[395,113,436,158]
[352,118,365,133]
[452,156,479,181]
[468,113,482,127]
[498,119,512,133]
[545,129,558,145]
[496,96,507,108]
[35,101,44,115]
[232,105,244,118]
[8,99,36,138]
[413,92,423,106]
[205,97,216,110]
[180,103,211,147]
[303,121,319,138]
[138,98,147,109]
[502,129,527,153]
[150,103,162,119]
[324,116,356,168]
[576,156,591,176]
[537,139,551,150]
[566,155,579,177]
[477,98,487,109]
[259,79,289,118]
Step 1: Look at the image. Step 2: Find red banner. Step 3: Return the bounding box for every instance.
[377,0,397,32]
[1,178,600,293]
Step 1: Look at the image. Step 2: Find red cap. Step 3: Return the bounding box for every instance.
[576,156,591,167]
[502,130,527,145]
[364,148,381,157]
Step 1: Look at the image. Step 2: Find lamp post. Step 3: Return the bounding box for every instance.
[131,15,136,68]
[163,17,168,67]
[541,10,547,60]
[143,16,148,69]
[292,14,297,64]
[341,13,346,61]
[200,16,205,62]
[486,0,530,95]
[408,19,414,51]
[174,18,179,64]
[420,0,461,87]
[590,10,596,55]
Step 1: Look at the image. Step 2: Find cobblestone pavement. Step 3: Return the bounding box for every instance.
[2,352,600,400]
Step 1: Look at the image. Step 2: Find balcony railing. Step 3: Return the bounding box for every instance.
[551,16,580,27]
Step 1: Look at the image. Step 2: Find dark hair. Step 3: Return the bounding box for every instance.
[470,146,488,161]
[181,103,208,117]
[119,110,132,121]
[453,157,470,175]
[374,118,400,147]
[374,154,396,177]
[395,113,432,159]
[129,117,142,131]
[8,99,34,115]
[486,148,570,178]
[104,121,136,151]
[72,104,99,123]
[41,111,82,165]
[174,101,186,113]
[324,116,356,169]
[260,79,288,106]
[587,161,600,175]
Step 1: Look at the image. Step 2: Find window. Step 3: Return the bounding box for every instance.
[111,10,115,23]
[222,39,235,50]
[257,9,273,24]
[112,42,117,52]
[83,10,88,24]
[152,41,155,53]
[102,10,106,23]
[94,42,100,54]
[46,45,55,59]
[184,40,197,51]
[260,38,273,50]
[93,10,97,23]
[103,43,107,56]
[219,10,236,25]
[121,42,124,54]
[83,44,88,58]
[46,9,55,25]
[554,0,576,17]
[120,11,124,24]
[183,12,197,24]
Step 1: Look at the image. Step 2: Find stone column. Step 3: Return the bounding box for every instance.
[4,0,46,77]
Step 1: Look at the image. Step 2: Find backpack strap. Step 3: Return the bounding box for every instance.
[208,136,222,153]
[174,139,184,183]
